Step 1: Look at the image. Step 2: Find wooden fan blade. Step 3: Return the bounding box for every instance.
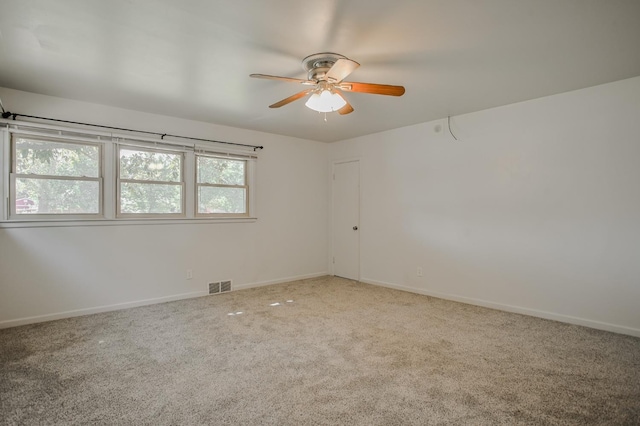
[339,81,405,96]
[269,89,313,108]
[326,58,360,83]
[338,103,354,115]
[334,89,354,115]
[250,74,315,85]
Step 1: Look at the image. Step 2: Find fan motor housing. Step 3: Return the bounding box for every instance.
[302,52,347,81]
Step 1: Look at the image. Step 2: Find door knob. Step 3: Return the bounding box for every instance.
[353,226,358,230]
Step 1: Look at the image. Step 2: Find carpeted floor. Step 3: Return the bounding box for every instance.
[1,276,639,425]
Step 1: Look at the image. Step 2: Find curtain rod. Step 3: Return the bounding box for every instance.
[1,111,264,151]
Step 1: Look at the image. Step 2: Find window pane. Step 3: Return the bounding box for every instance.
[120,182,182,214]
[15,138,99,177]
[120,148,181,182]
[198,186,246,214]
[197,157,245,185]
[16,178,99,214]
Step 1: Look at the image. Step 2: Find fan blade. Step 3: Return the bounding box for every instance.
[326,58,360,83]
[269,89,313,108]
[339,81,405,96]
[338,103,354,115]
[250,74,316,85]
[334,90,354,115]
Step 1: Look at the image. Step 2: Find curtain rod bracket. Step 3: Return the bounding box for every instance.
[1,111,11,119]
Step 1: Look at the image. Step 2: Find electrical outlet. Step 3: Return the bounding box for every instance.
[186,269,193,280]
[417,267,423,277]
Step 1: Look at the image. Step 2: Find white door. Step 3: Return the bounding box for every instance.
[333,160,360,280]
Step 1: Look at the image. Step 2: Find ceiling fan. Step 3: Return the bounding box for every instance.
[250,53,405,115]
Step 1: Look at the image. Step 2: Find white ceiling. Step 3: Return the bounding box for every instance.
[1,0,639,142]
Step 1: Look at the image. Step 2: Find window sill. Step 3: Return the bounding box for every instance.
[0,217,258,229]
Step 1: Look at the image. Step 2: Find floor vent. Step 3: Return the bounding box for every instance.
[209,280,232,295]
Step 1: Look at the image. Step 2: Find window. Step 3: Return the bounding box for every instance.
[11,136,102,217]
[1,122,257,224]
[118,146,184,216]
[196,155,248,216]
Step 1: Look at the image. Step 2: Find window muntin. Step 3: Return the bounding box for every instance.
[196,155,248,216]
[118,146,184,216]
[11,136,102,216]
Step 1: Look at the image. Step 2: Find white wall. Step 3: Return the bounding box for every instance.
[329,76,640,336]
[3,77,640,336]
[0,88,329,327]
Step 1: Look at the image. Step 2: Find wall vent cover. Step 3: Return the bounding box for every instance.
[209,280,232,295]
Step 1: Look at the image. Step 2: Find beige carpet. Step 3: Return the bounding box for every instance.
[1,276,639,425]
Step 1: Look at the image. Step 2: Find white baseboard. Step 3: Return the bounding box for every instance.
[0,272,330,329]
[360,277,640,338]
[8,272,635,337]
[0,290,208,329]
[233,271,329,290]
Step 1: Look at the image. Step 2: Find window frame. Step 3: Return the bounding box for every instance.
[195,153,249,218]
[9,134,104,220]
[116,144,186,218]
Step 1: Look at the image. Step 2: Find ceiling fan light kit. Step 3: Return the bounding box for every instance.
[305,90,346,113]
[250,52,405,116]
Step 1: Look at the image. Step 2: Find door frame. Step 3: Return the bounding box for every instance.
[331,158,361,280]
